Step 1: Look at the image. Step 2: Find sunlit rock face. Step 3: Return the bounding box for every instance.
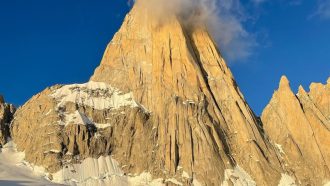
[11,82,152,174]
[9,0,330,185]
[90,1,283,185]
[10,1,284,185]
[0,95,15,147]
[262,76,330,186]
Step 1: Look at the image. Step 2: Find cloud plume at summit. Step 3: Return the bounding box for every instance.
[131,0,256,61]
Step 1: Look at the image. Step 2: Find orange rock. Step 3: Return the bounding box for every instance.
[262,76,330,185]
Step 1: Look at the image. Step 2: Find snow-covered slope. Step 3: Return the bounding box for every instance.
[0,141,59,186]
[51,156,172,186]
[0,141,186,186]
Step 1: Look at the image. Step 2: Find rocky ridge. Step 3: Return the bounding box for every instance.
[262,76,330,185]
[0,95,15,147]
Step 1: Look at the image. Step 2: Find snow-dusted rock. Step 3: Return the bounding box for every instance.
[51,81,139,111]
[0,95,15,147]
[11,82,153,176]
[277,174,296,186]
[221,166,256,186]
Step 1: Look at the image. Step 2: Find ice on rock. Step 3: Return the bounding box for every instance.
[278,174,296,186]
[222,165,256,186]
[51,81,139,111]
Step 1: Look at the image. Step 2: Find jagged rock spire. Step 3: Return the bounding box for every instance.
[0,95,4,104]
[262,76,330,185]
[279,75,290,90]
[90,1,282,185]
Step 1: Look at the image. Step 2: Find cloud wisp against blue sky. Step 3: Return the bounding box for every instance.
[311,0,330,19]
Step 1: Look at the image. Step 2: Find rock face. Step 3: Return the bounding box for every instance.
[11,82,152,174]
[9,0,330,185]
[0,95,15,146]
[262,76,330,185]
[90,0,285,185]
[10,0,284,185]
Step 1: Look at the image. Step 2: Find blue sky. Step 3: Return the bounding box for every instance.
[0,0,329,115]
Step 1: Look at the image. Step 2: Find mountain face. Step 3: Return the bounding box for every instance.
[4,0,330,186]
[262,76,330,185]
[0,95,15,147]
[90,0,286,185]
[10,1,282,185]
[11,83,150,174]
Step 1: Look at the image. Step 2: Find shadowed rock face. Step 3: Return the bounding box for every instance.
[0,95,15,147]
[262,76,330,185]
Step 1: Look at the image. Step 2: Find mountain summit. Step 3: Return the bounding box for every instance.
[91,0,282,185]
[3,1,330,186]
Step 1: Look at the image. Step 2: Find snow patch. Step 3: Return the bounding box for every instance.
[278,173,296,186]
[0,141,58,185]
[52,155,174,186]
[94,123,113,129]
[52,156,127,185]
[193,179,203,186]
[275,143,285,154]
[64,110,92,126]
[51,81,139,111]
[43,149,61,154]
[127,172,164,186]
[165,178,182,185]
[0,141,198,186]
[183,99,195,105]
[61,111,112,129]
[52,155,187,186]
[51,81,151,129]
[45,109,52,116]
[182,171,190,179]
[222,165,256,186]
[51,156,204,186]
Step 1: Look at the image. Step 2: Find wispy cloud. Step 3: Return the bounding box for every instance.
[210,0,258,61]
[129,0,259,62]
[251,0,303,7]
[251,0,267,5]
[310,0,330,19]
